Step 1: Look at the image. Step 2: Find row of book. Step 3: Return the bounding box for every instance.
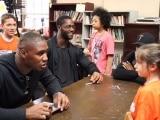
[83,27,124,42]
[51,11,83,22]
[83,27,95,40]
[84,15,125,26]
[111,15,125,26]
[112,53,122,69]
[84,15,92,24]
[108,28,124,42]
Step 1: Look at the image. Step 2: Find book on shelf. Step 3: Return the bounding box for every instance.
[112,53,122,69]
[108,28,124,42]
[85,15,90,24]
[111,15,125,26]
[53,11,83,22]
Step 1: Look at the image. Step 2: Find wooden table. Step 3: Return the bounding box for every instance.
[50,76,139,120]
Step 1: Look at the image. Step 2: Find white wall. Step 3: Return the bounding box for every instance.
[57,0,160,17]
[25,0,49,29]
[57,0,104,7]
[103,0,160,17]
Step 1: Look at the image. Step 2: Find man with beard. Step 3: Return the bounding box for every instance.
[48,15,103,87]
[0,32,70,120]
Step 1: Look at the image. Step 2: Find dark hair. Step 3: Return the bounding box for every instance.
[92,7,111,30]
[1,13,17,24]
[56,15,72,28]
[19,31,45,47]
[135,43,160,68]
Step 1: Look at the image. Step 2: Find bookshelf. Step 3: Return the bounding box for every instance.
[82,11,93,47]
[49,2,94,42]
[82,11,132,68]
[110,12,130,69]
[123,23,160,59]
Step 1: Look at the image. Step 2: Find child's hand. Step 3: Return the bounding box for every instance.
[83,48,90,56]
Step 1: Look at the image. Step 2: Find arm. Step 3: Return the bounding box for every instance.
[112,64,145,84]
[39,69,70,111]
[0,68,26,120]
[132,90,153,120]
[39,68,62,96]
[77,48,103,83]
[113,63,138,80]
[0,108,26,120]
[104,55,114,76]
[83,33,96,56]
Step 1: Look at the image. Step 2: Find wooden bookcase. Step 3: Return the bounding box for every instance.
[123,23,160,59]
[49,2,94,37]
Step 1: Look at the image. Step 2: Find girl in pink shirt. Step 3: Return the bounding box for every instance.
[84,7,115,75]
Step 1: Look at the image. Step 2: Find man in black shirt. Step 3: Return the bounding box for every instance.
[112,32,156,84]
[0,32,70,120]
[48,15,103,87]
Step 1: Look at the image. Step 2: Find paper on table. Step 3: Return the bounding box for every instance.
[33,98,60,113]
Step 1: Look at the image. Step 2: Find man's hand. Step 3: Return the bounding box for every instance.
[90,72,103,84]
[122,61,134,70]
[53,92,70,111]
[26,102,52,119]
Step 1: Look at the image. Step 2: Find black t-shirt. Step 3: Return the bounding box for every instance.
[56,47,74,87]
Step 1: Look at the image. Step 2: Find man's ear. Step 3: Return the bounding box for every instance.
[18,48,27,58]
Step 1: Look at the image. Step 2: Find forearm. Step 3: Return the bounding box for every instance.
[46,79,62,96]
[0,107,26,120]
[105,56,113,75]
[40,69,62,96]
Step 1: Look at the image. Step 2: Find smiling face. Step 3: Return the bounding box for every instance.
[2,18,17,37]
[60,19,75,40]
[23,40,48,71]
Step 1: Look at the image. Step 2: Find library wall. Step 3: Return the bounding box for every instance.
[57,0,160,17]
[57,0,104,7]
[103,0,159,17]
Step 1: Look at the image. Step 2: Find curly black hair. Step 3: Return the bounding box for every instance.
[92,7,111,30]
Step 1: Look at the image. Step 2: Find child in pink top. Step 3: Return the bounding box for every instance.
[84,7,115,75]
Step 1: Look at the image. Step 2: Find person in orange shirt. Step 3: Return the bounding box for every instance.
[129,43,160,120]
[0,13,19,55]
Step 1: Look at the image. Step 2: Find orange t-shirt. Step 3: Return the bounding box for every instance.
[130,80,160,120]
[0,35,19,54]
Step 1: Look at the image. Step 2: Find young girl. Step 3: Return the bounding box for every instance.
[84,7,115,76]
[129,43,160,120]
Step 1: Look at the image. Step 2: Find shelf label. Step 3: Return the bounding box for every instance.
[76,4,85,12]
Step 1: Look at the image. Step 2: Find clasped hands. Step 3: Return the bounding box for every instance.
[122,61,134,70]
